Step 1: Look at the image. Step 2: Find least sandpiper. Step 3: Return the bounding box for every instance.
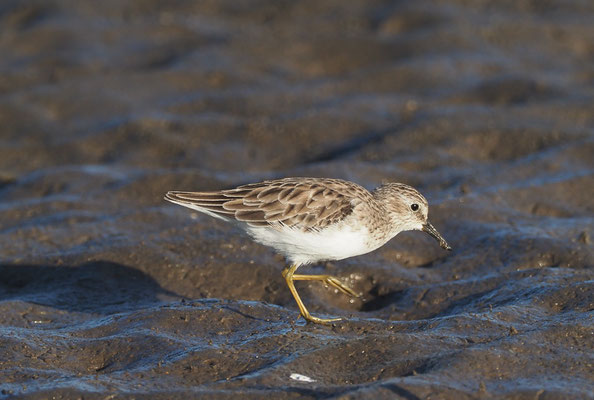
[165,177,451,324]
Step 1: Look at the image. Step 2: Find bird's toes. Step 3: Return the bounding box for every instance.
[325,276,359,298]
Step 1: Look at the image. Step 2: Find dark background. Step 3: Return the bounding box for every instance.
[0,1,593,399]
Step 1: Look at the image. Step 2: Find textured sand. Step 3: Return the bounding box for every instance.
[0,1,593,399]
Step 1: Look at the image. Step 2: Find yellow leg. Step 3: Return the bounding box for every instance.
[282,264,357,324]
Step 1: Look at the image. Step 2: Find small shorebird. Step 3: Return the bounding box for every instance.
[165,177,451,324]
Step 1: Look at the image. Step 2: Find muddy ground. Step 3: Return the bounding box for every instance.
[0,1,593,399]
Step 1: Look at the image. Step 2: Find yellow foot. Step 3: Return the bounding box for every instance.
[300,312,342,324]
[282,264,353,325]
[292,274,360,298]
[322,276,359,298]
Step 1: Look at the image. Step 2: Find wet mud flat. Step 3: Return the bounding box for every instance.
[1,0,593,399]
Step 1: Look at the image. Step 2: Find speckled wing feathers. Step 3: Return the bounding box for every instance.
[165,178,372,231]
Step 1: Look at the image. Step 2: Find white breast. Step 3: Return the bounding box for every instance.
[244,223,385,266]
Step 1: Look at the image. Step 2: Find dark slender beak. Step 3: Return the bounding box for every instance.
[422,222,452,251]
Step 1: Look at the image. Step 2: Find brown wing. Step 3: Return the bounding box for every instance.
[165,178,370,231]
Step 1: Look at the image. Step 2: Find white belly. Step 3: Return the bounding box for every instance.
[245,223,381,266]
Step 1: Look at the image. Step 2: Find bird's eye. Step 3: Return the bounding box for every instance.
[411,203,419,211]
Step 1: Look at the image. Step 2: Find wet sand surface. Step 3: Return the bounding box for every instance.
[1,1,593,398]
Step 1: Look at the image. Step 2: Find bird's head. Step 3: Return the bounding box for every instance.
[374,183,451,251]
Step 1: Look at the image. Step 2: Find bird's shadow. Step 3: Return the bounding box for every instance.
[0,261,181,314]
